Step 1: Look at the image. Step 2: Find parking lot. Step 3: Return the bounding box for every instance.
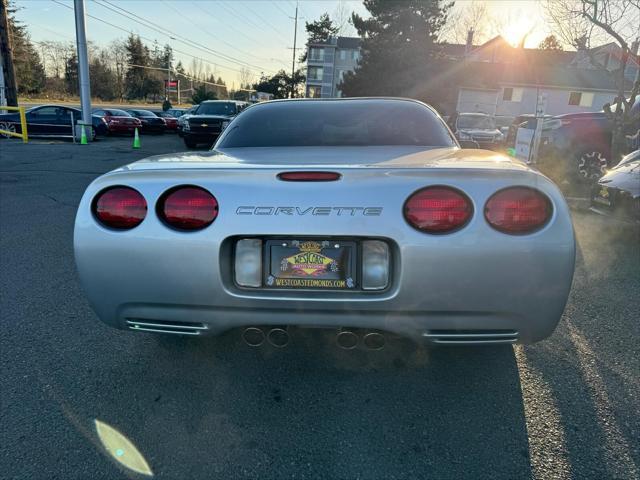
[1,135,639,479]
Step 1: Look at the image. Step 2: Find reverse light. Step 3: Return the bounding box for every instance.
[92,186,147,229]
[484,187,552,234]
[158,186,219,231]
[404,186,473,233]
[362,240,389,290]
[234,239,263,287]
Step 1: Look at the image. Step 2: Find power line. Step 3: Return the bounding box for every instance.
[189,1,262,47]
[219,1,289,44]
[49,0,253,76]
[161,0,287,68]
[94,0,277,74]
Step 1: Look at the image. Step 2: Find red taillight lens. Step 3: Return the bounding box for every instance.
[278,171,341,181]
[93,186,147,229]
[404,186,473,233]
[484,187,552,234]
[158,186,218,231]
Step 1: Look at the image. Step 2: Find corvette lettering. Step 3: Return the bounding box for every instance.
[236,206,383,216]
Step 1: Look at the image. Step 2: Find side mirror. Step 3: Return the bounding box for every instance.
[459,140,480,149]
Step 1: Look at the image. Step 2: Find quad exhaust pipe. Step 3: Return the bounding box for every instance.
[336,329,386,350]
[242,327,385,350]
[242,327,289,348]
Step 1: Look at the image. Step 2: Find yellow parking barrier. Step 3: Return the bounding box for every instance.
[0,105,28,143]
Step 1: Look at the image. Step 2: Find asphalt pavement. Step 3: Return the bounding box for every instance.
[1,135,639,480]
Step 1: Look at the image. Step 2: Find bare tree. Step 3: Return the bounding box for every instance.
[546,0,640,162]
[237,66,254,90]
[444,1,490,45]
[332,0,356,36]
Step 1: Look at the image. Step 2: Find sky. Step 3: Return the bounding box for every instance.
[16,0,553,87]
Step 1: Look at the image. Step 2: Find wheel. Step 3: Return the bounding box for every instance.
[0,122,16,139]
[577,150,608,181]
[184,138,197,148]
[91,127,96,141]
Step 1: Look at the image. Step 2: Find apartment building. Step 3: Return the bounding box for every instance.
[305,36,361,98]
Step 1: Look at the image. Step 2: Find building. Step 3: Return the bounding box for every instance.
[305,36,361,98]
[447,36,638,119]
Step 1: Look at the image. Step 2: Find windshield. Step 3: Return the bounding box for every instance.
[196,102,237,116]
[457,115,496,130]
[218,100,455,148]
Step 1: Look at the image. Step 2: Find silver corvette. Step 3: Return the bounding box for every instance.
[74,98,575,348]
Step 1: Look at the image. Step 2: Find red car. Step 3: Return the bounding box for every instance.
[92,108,142,135]
[154,111,179,131]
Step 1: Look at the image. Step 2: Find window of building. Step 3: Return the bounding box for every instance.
[308,67,323,81]
[309,47,324,62]
[339,50,346,61]
[568,91,594,107]
[502,87,523,102]
[307,86,322,98]
[352,50,360,61]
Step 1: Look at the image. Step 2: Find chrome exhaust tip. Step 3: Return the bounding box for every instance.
[363,332,385,350]
[336,330,358,349]
[242,327,265,347]
[267,327,289,348]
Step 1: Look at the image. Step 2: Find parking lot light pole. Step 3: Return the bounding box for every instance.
[73,0,91,127]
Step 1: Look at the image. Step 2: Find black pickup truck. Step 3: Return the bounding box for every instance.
[182,100,249,148]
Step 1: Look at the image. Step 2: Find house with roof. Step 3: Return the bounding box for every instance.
[305,36,361,98]
[450,36,638,119]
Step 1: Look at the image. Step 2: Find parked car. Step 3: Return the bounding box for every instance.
[448,112,504,150]
[590,150,640,225]
[177,105,198,137]
[93,108,142,136]
[153,111,179,132]
[0,105,108,139]
[125,109,166,134]
[74,98,576,346]
[538,97,640,185]
[182,100,249,148]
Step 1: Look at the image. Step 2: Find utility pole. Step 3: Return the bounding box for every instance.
[0,0,18,107]
[290,1,298,98]
[73,0,91,126]
[166,50,171,103]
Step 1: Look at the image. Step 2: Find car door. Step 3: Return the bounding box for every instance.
[26,106,59,135]
[55,107,77,136]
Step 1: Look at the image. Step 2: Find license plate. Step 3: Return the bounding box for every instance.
[264,239,356,289]
[594,186,611,206]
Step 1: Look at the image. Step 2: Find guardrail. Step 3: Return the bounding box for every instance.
[0,106,29,143]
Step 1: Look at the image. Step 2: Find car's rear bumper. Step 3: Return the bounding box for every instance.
[75,166,576,345]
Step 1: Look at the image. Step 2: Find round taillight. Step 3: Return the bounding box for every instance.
[484,187,552,234]
[158,186,218,231]
[404,186,473,233]
[93,186,147,229]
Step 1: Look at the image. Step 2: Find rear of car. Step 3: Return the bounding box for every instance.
[154,111,179,131]
[94,109,141,135]
[75,99,575,346]
[126,109,167,134]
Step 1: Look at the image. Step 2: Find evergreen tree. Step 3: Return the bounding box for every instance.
[7,4,46,94]
[301,14,339,62]
[340,0,452,100]
[124,34,152,99]
[64,53,78,95]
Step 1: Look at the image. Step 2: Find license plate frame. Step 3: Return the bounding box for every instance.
[263,239,357,290]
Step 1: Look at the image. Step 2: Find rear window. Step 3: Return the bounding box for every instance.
[217,100,455,148]
[107,109,131,116]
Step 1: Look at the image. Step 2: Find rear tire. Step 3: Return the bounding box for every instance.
[577,150,608,181]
